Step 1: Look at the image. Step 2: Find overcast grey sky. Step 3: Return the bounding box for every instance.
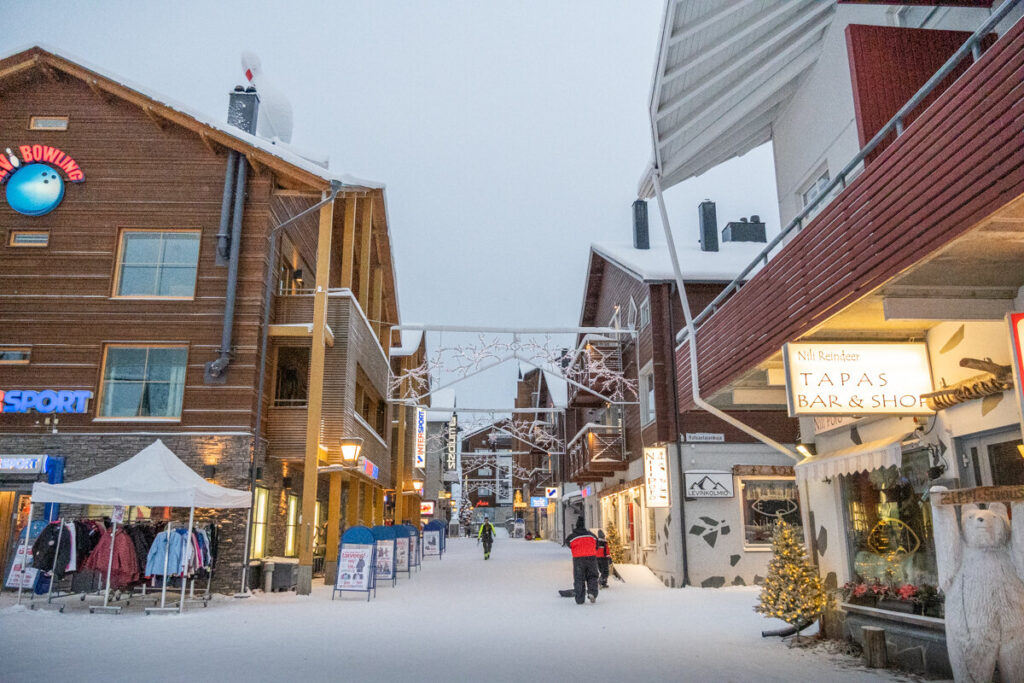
[2,1,778,408]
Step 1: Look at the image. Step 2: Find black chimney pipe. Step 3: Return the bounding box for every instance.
[206,87,259,382]
[698,200,718,252]
[632,199,649,250]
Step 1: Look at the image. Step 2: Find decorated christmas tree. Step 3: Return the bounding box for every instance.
[605,523,627,563]
[755,520,828,638]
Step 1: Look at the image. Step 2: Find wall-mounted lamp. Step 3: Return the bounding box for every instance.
[203,465,217,479]
[340,436,364,463]
[412,480,424,493]
[795,443,817,459]
[1018,444,1024,460]
[282,476,293,489]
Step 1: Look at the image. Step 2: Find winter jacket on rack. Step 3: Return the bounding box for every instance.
[31,522,72,578]
[83,528,140,589]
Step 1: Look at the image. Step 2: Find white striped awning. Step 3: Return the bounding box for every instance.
[795,433,912,483]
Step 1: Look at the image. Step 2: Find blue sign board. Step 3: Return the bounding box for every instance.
[530,496,547,508]
[1,389,93,414]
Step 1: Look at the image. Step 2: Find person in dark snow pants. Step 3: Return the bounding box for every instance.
[595,529,611,588]
[563,517,600,604]
[478,519,495,559]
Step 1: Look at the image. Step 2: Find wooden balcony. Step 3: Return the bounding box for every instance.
[565,423,627,483]
[566,335,627,409]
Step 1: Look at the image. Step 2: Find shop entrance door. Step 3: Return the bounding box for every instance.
[0,491,15,579]
[961,428,1024,488]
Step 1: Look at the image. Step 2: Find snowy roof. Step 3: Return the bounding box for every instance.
[390,329,424,358]
[591,241,768,283]
[426,388,456,422]
[543,371,569,409]
[1,45,383,192]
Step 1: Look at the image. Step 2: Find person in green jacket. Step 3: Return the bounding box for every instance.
[478,518,495,560]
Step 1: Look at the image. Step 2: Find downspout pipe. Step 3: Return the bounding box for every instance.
[238,181,344,594]
[216,151,239,264]
[667,284,690,587]
[650,173,799,463]
[208,157,250,379]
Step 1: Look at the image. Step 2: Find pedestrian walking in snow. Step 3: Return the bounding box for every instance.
[478,518,495,560]
[596,529,611,588]
[563,517,600,604]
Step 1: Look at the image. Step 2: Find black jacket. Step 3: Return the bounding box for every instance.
[32,522,72,577]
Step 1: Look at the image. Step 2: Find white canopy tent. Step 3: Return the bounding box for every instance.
[20,440,250,613]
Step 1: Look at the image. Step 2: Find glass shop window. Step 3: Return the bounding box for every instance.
[645,503,657,546]
[274,347,310,407]
[251,487,269,558]
[740,478,803,548]
[98,345,187,419]
[840,450,939,587]
[114,230,200,298]
[284,494,299,557]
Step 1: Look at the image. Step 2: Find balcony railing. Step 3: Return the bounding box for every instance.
[565,422,626,482]
[566,334,634,408]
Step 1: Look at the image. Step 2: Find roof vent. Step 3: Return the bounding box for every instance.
[698,200,718,252]
[227,86,259,135]
[723,215,767,243]
[632,199,649,250]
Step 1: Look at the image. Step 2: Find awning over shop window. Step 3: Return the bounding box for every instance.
[795,433,913,483]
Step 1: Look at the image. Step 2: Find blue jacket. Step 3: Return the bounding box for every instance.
[145,528,190,576]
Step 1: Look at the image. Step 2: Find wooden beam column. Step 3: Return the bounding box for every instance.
[358,197,374,312]
[341,196,357,290]
[394,402,408,523]
[297,193,334,595]
[362,482,374,527]
[345,475,360,527]
[322,470,343,585]
[371,268,384,342]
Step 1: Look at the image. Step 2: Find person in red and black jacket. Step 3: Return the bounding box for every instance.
[595,529,611,588]
[563,517,600,604]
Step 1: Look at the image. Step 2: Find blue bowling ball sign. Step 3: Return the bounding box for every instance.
[1,145,84,217]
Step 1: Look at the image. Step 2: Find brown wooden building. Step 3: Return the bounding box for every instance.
[0,47,403,594]
[565,202,798,587]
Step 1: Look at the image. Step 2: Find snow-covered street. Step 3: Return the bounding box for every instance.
[1,535,912,683]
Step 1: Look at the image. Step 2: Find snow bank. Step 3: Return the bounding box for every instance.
[613,562,666,589]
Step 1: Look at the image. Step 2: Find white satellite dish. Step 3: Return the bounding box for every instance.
[241,51,294,143]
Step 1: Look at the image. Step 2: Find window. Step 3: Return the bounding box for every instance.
[251,487,269,558]
[9,230,49,247]
[741,478,802,548]
[98,345,187,419]
[639,297,651,329]
[840,451,938,587]
[29,115,69,131]
[114,230,200,298]
[640,367,655,425]
[314,500,325,551]
[274,347,309,406]
[800,169,834,222]
[0,347,31,364]
[285,494,300,557]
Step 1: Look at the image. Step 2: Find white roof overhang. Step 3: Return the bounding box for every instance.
[795,433,913,483]
[639,0,835,198]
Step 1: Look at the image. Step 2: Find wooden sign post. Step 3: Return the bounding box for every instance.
[934,485,1024,506]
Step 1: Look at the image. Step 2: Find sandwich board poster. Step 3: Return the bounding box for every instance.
[4,520,47,590]
[409,530,420,567]
[335,544,374,592]
[396,536,410,573]
[375,539,395,580]
[424,529,441,557]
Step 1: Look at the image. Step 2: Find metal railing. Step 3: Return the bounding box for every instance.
[676,0,1022,345]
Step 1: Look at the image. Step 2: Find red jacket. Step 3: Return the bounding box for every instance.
[595,538,609,559]
[564,527,598,558]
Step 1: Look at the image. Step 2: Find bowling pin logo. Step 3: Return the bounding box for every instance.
[0,144,84,217]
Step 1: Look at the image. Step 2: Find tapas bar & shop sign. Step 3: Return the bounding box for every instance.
[783,342,933,416]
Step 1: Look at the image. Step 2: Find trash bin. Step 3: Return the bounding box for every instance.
[271,561,297,592]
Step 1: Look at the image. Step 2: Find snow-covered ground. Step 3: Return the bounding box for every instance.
[0,536,915,682]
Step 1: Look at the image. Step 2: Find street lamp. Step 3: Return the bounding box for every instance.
[340,436,364,464]
[412,479,424,494]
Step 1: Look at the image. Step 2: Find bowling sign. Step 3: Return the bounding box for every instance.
[1,145,84,217]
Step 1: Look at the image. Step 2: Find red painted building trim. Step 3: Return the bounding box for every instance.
[675,16,1024,411]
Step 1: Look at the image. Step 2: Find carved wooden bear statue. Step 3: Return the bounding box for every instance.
[930,486,1024,683]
